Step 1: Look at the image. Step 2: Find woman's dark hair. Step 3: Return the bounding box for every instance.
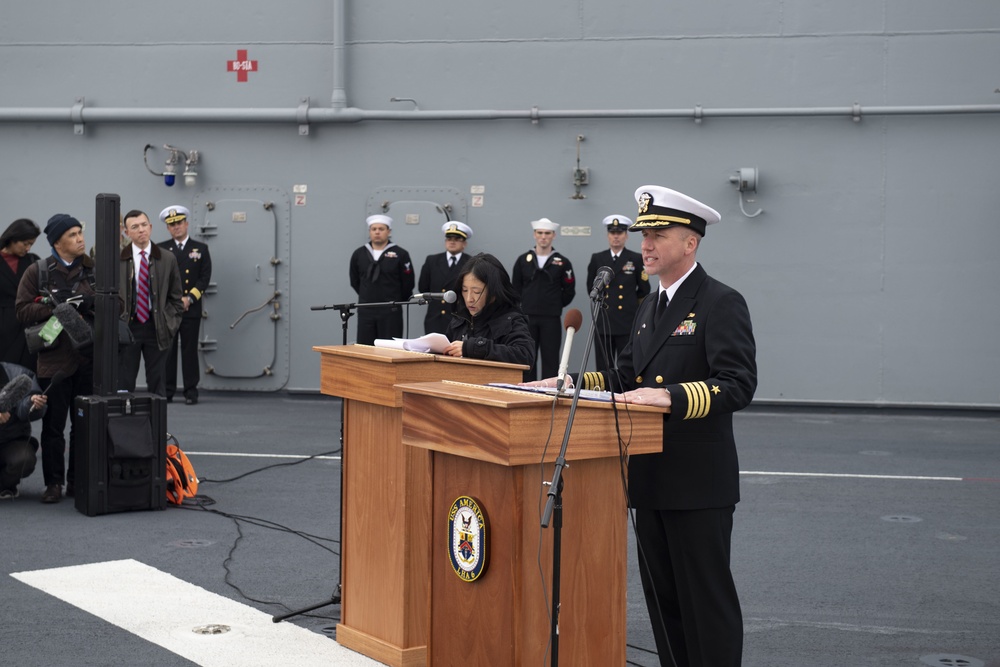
[454,252,520,316]
[0,218,41,250]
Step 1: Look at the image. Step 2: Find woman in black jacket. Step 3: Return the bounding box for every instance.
[443,253,535,366]
[0,219,41,368]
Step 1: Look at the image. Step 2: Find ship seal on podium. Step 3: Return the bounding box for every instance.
[447,495,490,582]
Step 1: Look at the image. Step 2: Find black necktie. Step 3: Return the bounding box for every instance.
[449,256,456,268]
[177,242,184,252]
[653,291,668,329]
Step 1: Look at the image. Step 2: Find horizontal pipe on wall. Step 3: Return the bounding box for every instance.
[1,103,1000,126]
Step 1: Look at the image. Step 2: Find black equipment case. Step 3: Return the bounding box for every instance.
[74,392,168,516]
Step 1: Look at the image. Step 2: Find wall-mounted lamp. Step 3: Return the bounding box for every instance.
[144,144,201,187]
[182,150,199,187]
[728,167,763,218]
[571,135,588,200]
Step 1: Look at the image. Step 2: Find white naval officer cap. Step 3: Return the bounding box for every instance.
[530,217,559,232]
[366,214,393,228]
[602,215,633,231]
[442,221,473,239]
[631,185,720,236]
[160,205,190,224]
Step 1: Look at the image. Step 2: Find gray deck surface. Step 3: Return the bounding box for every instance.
[2,393,998,667]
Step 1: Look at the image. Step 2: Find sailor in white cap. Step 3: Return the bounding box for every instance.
[348,214,415,345]
[157,205,212,404]
[417,221,473,335]
[510,217,576,381]
[571,185,755,666]
[586,214,649,373]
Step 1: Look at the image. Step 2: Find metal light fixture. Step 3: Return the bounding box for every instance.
[729,167,763,218]
[143,144,201,187]
[182,150,199,187]
[571,135,588,200]
[162,149,179,186]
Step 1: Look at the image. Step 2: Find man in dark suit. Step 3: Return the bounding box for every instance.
[158,205,212,405]
[417,221,472,335]
[586,214,649,373]
[118,210,184,398]
[534,185,757,666]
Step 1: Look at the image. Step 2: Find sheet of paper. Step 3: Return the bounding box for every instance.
[373,333,450,354]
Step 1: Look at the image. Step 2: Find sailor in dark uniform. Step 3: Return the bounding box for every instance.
[417,221,472,335]
[510,217,575,381]
[530,185,757,667]
[349,214,415,345]
[158,205,211,405]
[586,214,649,374]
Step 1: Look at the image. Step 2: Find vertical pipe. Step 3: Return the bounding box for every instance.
[331,0,347,110]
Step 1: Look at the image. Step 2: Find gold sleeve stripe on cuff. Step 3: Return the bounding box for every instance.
[582,372,605,392]
[189,288,202,300]
[681,381,711,419]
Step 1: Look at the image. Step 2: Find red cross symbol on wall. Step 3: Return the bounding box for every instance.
[227,49,258,83]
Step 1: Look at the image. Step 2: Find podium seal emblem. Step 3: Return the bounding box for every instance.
[448,495,490,582]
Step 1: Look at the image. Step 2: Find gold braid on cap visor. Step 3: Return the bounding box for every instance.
[633,214,693,227]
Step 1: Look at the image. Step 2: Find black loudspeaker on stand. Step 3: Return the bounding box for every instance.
[74,193,167,516]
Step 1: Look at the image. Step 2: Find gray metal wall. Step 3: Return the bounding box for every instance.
[2,1,998,407]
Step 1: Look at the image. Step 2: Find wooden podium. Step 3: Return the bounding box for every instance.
[398,381,665,667]
[312,345,528,667]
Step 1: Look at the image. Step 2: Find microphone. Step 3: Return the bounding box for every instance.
[589,266,614,299]
[41,370,68,397]
[555,308,584,394]
[412,290,457,304]
[53,302,93,349]
[21,369,68,414]
[0,375,33,413]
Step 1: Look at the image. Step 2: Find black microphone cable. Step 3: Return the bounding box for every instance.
[174,442,345,621]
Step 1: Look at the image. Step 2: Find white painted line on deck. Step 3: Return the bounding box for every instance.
[189,452,341,460]
[186,451,996,482]
[11,559,382,667]
[741,470,963,482]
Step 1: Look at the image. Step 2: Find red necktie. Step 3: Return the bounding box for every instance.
[136,250,150,323]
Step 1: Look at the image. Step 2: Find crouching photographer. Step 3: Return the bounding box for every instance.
[0,362,46,500]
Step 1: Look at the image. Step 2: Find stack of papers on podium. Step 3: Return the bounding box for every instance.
[373,332,450,354]
[488,383,613,403]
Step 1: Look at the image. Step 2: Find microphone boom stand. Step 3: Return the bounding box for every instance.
[273,297,419,623]
[540,292,605,666]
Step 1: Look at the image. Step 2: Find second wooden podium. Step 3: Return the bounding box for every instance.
[398,381,665,667]
[313,345,527,667]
